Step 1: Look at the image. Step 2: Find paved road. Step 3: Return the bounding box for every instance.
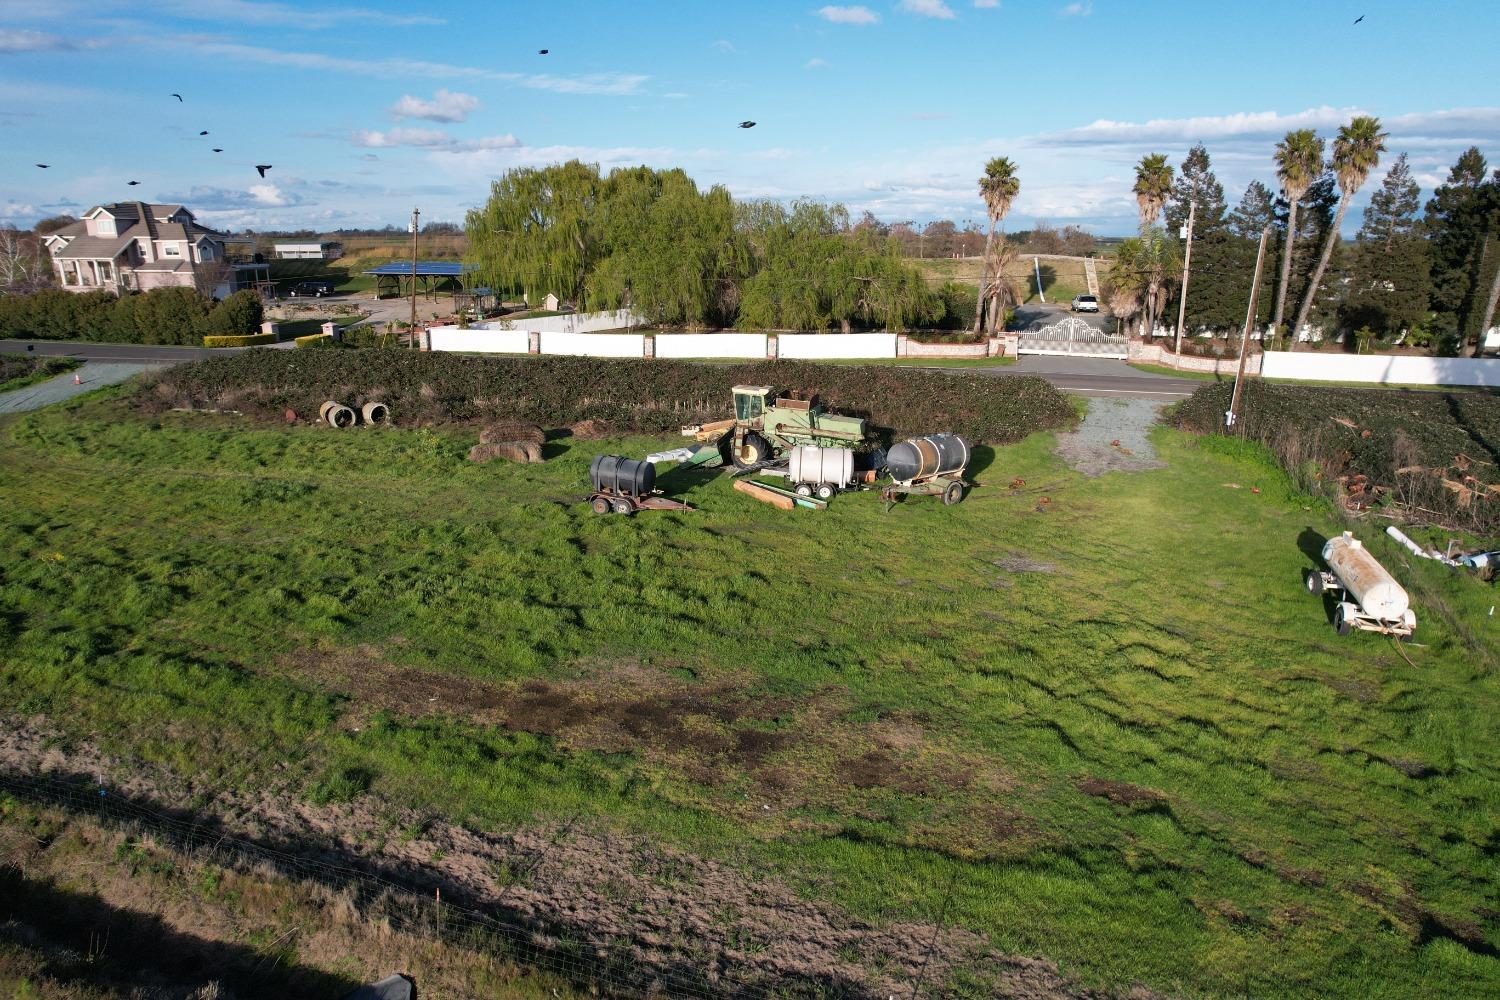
[1,340,228,363]
[0,361,165,414]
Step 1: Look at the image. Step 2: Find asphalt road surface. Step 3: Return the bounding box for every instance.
[0,361,165,414]
[2,338,1199,400]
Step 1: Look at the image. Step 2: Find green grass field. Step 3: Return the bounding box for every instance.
[1,389,1497,997]
[917,255,1095,305]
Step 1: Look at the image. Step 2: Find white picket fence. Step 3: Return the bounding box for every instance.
[1259,352,1500,387]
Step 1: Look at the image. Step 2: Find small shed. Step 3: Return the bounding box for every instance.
[542,292,561,312]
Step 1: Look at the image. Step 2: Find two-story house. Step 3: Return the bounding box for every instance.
[44,201,231,294]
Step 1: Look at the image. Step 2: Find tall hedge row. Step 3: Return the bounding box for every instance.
[0,288,263,345]
[1174,381,1500,533]
[140,351,1076,444]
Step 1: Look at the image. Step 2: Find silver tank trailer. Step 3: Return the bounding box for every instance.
[885,433,971,485]
[1307,531,1416,636]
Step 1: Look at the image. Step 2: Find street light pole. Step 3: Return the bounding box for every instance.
[1173,198,1195,359]
[409,206,420,349]
[1227,226,1270,432]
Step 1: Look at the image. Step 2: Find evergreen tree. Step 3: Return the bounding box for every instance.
[1165,144,1227,237]
[1163,144,1240,334]
[1342,154,1430,338]
[1229,181,1276,240]
[1424,147,1491,351]
[1213,181,1278,336]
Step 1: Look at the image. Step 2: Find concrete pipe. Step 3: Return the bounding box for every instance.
[360,401,389,426]
[319,400,355,429]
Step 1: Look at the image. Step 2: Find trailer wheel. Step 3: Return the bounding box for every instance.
[590,496,611,515]
[1305,569,1325,595]
[611,498,634,516]
[942,480,965,506]
[816,483,835,501]
[1334,604,1353,636]
[795,483,813,497]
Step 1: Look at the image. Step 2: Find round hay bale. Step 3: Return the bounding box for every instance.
[467,441,544,464]
[567,418,612,440]
[479,420,545,446]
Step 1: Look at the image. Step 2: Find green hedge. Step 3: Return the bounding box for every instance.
[0,288,263,345]
[139,351,1075,443]
[293,332,334,348]
[1174,381,1500,533]
[203,332,277,348]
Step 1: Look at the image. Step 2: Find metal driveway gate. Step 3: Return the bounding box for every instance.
[1017,316,1127,359]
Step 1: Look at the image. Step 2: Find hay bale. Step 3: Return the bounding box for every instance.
[467,442,543,464]
[479,420,546,446]
[567,418,612,440]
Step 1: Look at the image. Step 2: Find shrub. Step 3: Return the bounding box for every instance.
[205,289,265,338]
[0,287,253,345]
[203,332,277,347]
[294,332,334,348]
[1173,381,1500,533]
[136,351,1076,443]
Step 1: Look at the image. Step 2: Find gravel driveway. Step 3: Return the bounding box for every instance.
[1054,396,1167,475]
[0,361,163,414]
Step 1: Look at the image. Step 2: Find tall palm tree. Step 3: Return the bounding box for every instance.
[973,157,1020,335]
[1290,116,1388,346]
[1271,129,1326,345]
[1133,153,1173,231]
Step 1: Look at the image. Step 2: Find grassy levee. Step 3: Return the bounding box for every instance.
[917,255,1094,304]
[1,391,1498,997]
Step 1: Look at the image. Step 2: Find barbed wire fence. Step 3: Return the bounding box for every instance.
[0,768,956,1000]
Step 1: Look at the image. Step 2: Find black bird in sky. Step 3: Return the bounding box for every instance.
[35,163,49,168]
[212,147,223,153]
[255,165,272,177]
[171,93,183,101]
[1354,15,1364,23]
[127,180,140,186]
[538,48,549,54]
[198,130,209,136]
[738,121,756,129]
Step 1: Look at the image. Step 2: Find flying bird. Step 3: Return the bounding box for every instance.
[738,121,756,129]
[35,163,49,168]
[255,164,272,177]
[198,130,209,136]
[212,147,223,153]
[538,48,549,54]
[171,93,183,102]
[1353,14,1364,23]
[127,181,141,186]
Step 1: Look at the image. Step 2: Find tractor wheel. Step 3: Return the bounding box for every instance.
[1305,569,1325,595]
[816,483,835,501]
[732,432,772,470]
[1334,605,1353,636]
[942,480,965,506]
[590,496,611,515]
[795,483,813,497]
[611,498,634,516]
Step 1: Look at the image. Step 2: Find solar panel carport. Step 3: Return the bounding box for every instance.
[363,261,478,300]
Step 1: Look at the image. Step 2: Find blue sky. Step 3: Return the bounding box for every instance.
[2,0,1498,235]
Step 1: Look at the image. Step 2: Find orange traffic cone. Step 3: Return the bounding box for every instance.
[73,373,82,385]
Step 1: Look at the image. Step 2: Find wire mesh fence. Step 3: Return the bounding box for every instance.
[0,768,955,999]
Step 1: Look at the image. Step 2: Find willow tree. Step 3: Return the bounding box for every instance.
[1132,153,1173,231]
[1271,129,1326,342]
[464,160,602,306]
[973,157,1020,336]
[1290,116,1387,348]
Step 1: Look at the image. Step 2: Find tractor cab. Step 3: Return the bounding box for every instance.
[732,385,771,423]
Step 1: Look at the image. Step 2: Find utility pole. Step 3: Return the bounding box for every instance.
[409,206,420,349]
[1227,226,1270,432]
[1173,199,1196,359]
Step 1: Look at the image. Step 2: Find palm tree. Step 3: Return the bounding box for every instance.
[1290,116,1388,347]
[1271,129,1326,346]
[973,157,1020,335]
[1108,286,1141,338]
[1133,153,1173,231]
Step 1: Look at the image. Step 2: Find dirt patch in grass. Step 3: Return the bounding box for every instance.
[1076,777,1168,809]
[0,718,1159,999]
[992,552,1059,573]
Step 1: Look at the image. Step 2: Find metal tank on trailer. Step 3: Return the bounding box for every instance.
[1305,531,1416,636]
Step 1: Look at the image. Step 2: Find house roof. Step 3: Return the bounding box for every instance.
[42,221,86,242]
[53,234,135,259]
[134,259,192,272]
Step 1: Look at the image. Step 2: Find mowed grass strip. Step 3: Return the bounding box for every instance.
[1,395,1497,998]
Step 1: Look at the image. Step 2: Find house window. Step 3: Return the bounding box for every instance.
[100,262,113,281]
[163,244,180,257]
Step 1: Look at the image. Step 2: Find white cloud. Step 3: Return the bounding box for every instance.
[1034,105,1500,148]
[390,89,481,123]
[353,127,520,152]
[1,201,40,222]
[899,0,956,18]
[974,0,999,7]
[0,29,76,53]
[154,1,443,28]
[816,6,880,25]
[805,57,829,69]
[1060,2,1092,15]
[713,39,736,52]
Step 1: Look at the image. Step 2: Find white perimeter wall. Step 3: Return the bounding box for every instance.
[428,327,529,353]
[1260,352,1500,387]
[778,332,896,359]
[655,333,767,358]
[540,331,645,357]
[479,309,643,334]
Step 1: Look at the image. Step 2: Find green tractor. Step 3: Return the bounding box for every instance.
[682,385,867,469]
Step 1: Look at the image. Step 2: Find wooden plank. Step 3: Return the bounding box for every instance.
[733,479,795,510]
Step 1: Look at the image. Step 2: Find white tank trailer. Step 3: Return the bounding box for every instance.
[787,445,855,500]
[1305,531,1416,637]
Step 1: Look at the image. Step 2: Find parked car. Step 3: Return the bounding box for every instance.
[289,280,334,298]
[1071,294,1099,313]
